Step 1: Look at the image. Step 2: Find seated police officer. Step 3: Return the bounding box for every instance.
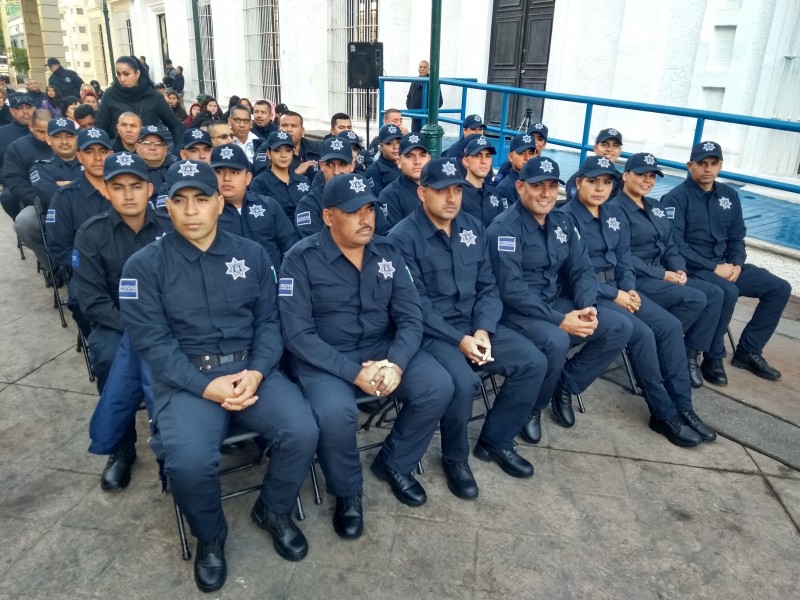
[72,152,172,490]
[210,143,298,268]
[561,156,714,446]
[2,108,53,219]
[460,135,509,226]
[249,130,311,220]
[564,128,624,204]
[493,132,539,204]
[179,128,213,163]
[135,125,174,199]
[663,141,791,383]
[279,173,453,538]
[364,123,403,195]
[120,160,319,592]
[493,122,548,186]
[381,132,430,227]
[389,157,545,495]
[441,113,486,159]
[487,157,632,440]
[337,130,370,173]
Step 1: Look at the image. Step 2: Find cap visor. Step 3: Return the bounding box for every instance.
[466,146,496,156]
[209,160,248,170]
[691,151,723,162]
[168,181,217,197]
[79,141,112,151]
[319,151,353,163]
[334,196,378,213]
[580,167,618,178]
[104,168,147,181]
[381,135,402,143]
[269,142,294,150]
[512,143,536,153]
[629,167,664,176]
[400,144,427,155]
[523,175,565,185]
[184,141,211,149]
[424,177,468,190]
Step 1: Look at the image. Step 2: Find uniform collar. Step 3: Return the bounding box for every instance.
[685,174,716,196]
[399,174,420,194]
[108,205,160,231]
[518,201,545,233]
[169,228,227,261]
[77,173,108,200]
[567,200,597,224]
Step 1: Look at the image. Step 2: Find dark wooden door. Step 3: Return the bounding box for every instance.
[485,0,555,131]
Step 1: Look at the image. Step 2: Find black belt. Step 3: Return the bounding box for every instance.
[189,349,250,372]
[595,268,616,283]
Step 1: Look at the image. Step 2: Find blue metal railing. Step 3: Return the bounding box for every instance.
[379,76,800,195]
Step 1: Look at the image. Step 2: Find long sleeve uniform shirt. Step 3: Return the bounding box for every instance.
[363,154,401,196]
[493,168,520,206]
[2,134,52,205]
[294,183,390,239]
[461,181,508,227]
[380,173,420,228]
[249,168,311,220]
[29,156,83,210]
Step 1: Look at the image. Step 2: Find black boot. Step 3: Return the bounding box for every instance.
[100,443,136,491]
[551,381,575,428]
[701,357,728,386]
[520,410,542,444]
[679,410,717,442]
[194,522,227,593]
[333,495,364,539]
[731,348,781,381]
[251,496,308,561]
[686,348,703,389]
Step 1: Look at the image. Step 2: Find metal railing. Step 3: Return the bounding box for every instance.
[379,76,800,195]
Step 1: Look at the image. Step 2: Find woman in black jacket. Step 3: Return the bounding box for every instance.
[95,55,185,142]
[190,96,224,128]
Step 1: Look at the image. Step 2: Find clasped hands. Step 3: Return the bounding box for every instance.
[459,329,494,366]
[355,359,403,397]
[203,369,264,411]
[614,289,642,314]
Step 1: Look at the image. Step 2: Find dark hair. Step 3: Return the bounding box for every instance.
[200,96,219,113]
[281,110,303,126]
[384,108,401,119]
[74,104,96,120]
[230,104,251,117]
[253,99,270,109]
[331,112,351,127]
[165,58,173,65]
[227,96,241,110]
[46,86,62,102]
[60,96,80,114]
[115,55,154,87]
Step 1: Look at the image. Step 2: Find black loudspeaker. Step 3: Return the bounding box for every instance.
[347,42,383,89]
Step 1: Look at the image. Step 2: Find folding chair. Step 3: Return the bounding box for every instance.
[471,370,499,422]
[174,427,306,561]
[33,198,67,328]
[576,346,639,414]
[17,236,25,260]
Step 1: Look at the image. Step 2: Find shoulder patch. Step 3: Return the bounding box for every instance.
[118,278,138,300]
[278,278,294,296]
[71,249,80,267]
[665,206,675,219]
[497,236,517,252]
[45,209,56,223]
[296,211,311,227]
[30,170,40,184]
[156,195,167,208]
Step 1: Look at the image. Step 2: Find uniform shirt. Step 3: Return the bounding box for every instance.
[72,206,172,332]
[252,137,319,177]
[294,182,390,239]
[609,191,686,280]
[661,177,747,271]
[380,173,420,227]
[120,229,281,397]
[564,170,620,205]
[279,227,423,384]
[461,181,508,227]
[249,168,311,220]
[494,168,520,205]
[388,204,501,346]
[46,174,110,270]
[145,157,175,201]
[559,200,636,300]
[1,134,52,206]
[364,154,400,196]
[218,190,298,269]
[29,156,83,210]
[0,121,31,170]
[48,66,85,99]
[486,201,596,328]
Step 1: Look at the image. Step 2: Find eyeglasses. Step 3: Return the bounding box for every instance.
[212,133,234,140]
[137,140,166,147]
[230,118,251,125]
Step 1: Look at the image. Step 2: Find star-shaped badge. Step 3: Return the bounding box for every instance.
[87,129,101,138]
[408,134,420,143]
[350,177,367,193]
[489,195,499,207]
[297,182,309,192]
[719,197,732,210]
[441,161,457,176]
[702,141,715,152]
[522,134,532,143]
[607,128,619,136]
[607,217,620,231]
[277,131,289,139]
[377,258,395,280]
[652,207,665,218]
[191,129,204,139]
[597,157,611,168]
[474,116,482,123]
[459,229,477,247]
[145,125,159,133]
[330,139,344,150]
[477,137,488,146]
[540,159,554,173]
[116,153,134,166]
[555,226,567,244]
[220,147,234,160]
[347,131,357,139]
[388,125,397,134]
[249,204,266,218]
[225,257,250,280]
[178,161,199,177]
[533,123,544,130]
[644,154,656,165]
[56,117,68,126]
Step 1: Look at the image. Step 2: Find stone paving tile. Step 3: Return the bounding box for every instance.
[0,465,96,524]
[767,476,800,528]
[0,317,78,383]
[745,447,800,480]
[16,347,100,396]
[0,515,51,581]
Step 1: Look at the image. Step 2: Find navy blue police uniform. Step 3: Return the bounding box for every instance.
[337,130,370,174]
[249,130,311,220]
[279,173,453,501]
[564,128,623,204]
[120,160,318,558]
[662,141,790,377]
[388,159,544,481]
[493,122,548,186]
[1,121,53,213]
[441,114,485,159]
[493,131,538,205]
[363,124,402,195]
[487,157,632,426]
[460,136,508,226]
[137,125,175,200]
[380,132,429,227]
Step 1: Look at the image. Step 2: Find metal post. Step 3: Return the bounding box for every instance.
[101,1,114,68]
[693,118,706,146]
[421,0,444,157]
[191,0,206,99]
[579,103,594,164]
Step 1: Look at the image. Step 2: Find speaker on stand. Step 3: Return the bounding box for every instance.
[347,42,383,150]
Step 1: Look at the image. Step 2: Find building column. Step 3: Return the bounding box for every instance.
[21,0,65,84]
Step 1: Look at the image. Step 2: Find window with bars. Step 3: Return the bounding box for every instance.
[328,0,379,123]
[197,0,218,98]
[113,11,134,57]
[242,0,282,103]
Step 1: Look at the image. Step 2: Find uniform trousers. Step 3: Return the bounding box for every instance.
[290,348,453,498]
[509,299,632,411]
[636,276,724,353]
[151,363,318,541]
[690,264,791,357]
[422,323,545,460]
[598,295,693,420]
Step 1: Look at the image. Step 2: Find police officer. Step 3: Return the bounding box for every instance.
[249,130,311,220]
[73,152,171,490]
[46,57,84,99]
[441,114,486,159]
[564,128,624,204]
[493,131,539,205]
[279,173,453,538]
[364,123,403,195]
[610,153,725,388]
[1,108,52,219]
[389,158,544,496]
[493,122,548,186]
[460,135,509,226]
[663,141,791,383]
[561,156,714,446]
[112,112,142,153]
[337,129,371,173]
[210,143,298,268]
[120,160,318,592]
[178,128,213,163]
[381,132,430,227]
[487,157,632,439]
[135,125,174,199]
[14,117,81,276]
[0,94,35,168]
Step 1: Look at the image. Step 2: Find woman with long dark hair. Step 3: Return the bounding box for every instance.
[42,85,62,117]
[94,55,185,141]
[190,96,224,128]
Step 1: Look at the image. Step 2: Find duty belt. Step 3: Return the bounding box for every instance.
[189,349,250,371]
[595,268,616,283]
